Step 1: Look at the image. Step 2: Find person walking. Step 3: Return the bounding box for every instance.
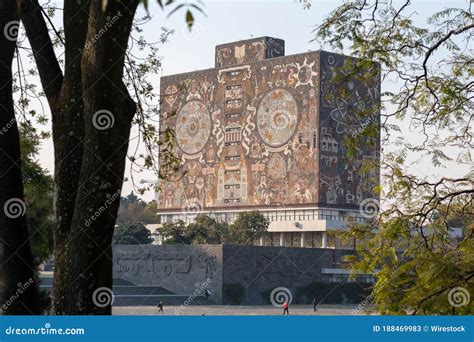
[157,300,164,314]
[205,289,211,301]
[312,297,318,312]
[282,300,289,315]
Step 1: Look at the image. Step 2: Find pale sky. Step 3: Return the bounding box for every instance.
[32,0,471,202]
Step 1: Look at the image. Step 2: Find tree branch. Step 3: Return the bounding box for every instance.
[16,0,63,107]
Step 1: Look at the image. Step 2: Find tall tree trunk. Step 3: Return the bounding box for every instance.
[52,0,138,314]
[50,0,88,314]
[0,0,40,314]
[17,0,139,314]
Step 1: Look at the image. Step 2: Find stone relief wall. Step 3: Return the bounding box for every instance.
[113,245,223,303]
[222,245,354,304]
[112,245,354,305]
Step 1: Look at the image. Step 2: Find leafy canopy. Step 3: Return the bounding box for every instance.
[160,211,269,245]
[314,0,473,315]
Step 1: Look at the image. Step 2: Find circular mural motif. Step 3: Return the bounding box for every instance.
[298,66,313,84]
[175,101,211,155]
[257,89,298,147]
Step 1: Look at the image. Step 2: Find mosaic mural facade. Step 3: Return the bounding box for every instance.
[318,51,381,206]
[158,38,380,214]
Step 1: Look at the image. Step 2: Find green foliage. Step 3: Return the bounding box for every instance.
[188,215,229,244]
[315,0,474,315]
[160,220,193,245]
[223,283,245,305]
[228,211,269,245]
[346,202,474,315]
[20,124,54,264]
[161,215,228,245]
[112,223,153,245]
[160,211,269,245]
[116,192,158,225]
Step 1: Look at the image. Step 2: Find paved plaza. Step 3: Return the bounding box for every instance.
[113,304,374,316]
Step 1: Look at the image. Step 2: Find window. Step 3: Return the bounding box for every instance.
[224,198,241,203]
[227,70,241,77]
[225,155,241,161]
[225,126,241,133]
[277,211,286,221]
[225,213,235,223]
[224,184,240,189]
[268,211,276,221]
[225,99,243,109]
[224,124,242,144]
[225,113,242,119]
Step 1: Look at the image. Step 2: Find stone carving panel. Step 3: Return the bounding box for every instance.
[112,245,356,305]
[113,245,223,303]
